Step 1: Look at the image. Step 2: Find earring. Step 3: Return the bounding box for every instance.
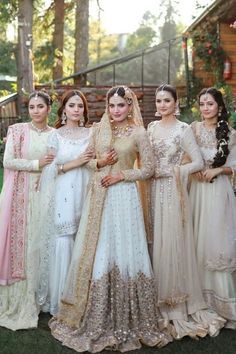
[175,105,180,117]
[61,112,67,125]
[218,108,222,117]
[79,116,85,127]
[128,111,132,119]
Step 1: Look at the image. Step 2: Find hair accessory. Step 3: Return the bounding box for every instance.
[74,90,80,97]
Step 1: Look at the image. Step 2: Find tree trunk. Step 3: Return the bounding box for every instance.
[52,0,65,81]
[74,0,89,85]
[17,0,33,118]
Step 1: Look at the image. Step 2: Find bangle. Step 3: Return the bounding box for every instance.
[231,167,235,186]
[60,164,65,174]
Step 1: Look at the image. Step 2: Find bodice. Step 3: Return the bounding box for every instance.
[148,120,189,167]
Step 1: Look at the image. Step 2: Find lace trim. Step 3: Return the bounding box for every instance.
[205,254,236,273]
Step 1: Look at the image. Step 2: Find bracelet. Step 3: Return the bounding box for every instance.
[60,164,65,174]
[230,167,235,186]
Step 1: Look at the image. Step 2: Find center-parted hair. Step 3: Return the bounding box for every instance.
[55,90,89,129]
[198,87,230,168]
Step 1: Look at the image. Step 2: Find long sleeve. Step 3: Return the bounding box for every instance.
[225,130,236,170]
[122,128,155,181]
[3,131,39,171]
[86,123,100,171]
[180,126,203,175]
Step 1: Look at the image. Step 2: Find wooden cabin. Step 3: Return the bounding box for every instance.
[184,0,236,95]
[0,93,18,138]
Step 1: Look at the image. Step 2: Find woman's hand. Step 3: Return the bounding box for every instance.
[76,149,95,167]
[101,172,124,188]
[39,153,55,168]
[191,171,205,182]
[97,148,118,168]
[202,168,222,182]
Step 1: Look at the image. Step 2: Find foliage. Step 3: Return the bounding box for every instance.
[0,42,17,75]
[192,30,226,82]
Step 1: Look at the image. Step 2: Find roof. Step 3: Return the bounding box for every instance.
[184,0,236,33]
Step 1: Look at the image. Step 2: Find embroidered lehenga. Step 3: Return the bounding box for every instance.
[189,121,236,328]
[0,123,52,330]
[49,100,172,352]
[147,120,225,339]
[37,127,91,315]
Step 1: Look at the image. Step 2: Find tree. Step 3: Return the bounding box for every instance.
[52,0,65,80]
[17,0,34,117]
[74,0,89,85]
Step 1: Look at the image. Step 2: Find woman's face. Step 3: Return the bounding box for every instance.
[28,96,50,124]
[155,90,176,117]
[108,95,130,124]
[64,95,84,124]
[199,93,218,121]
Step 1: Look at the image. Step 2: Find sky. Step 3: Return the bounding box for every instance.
[90,0,214,34]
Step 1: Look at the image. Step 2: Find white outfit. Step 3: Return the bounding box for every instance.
[49,125,172,352]
[37,127,91,315]
[148,119,226,339]
[189,121,236,328]
[0,127,52,330]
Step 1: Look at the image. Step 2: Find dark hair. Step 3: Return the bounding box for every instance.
[106,86,132,105]
[198,87,230,167]
[55,90,89,129]
[28,90,52,106]
[155,84,178,102]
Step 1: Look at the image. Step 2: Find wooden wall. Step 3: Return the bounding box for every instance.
[220,22,236,94]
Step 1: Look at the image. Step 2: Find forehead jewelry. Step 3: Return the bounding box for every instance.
[73,90,80,97]
[35,92,38,100]
[203,88,211,101]
[114,87,119,97]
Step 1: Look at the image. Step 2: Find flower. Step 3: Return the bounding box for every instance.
[230,20,236,29]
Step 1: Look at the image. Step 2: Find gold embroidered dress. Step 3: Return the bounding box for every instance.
[148,119,226,339]
[189,121,236,328]
[0,124,52,330]
[49,116,172,352]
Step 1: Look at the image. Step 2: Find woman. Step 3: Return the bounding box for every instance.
[49,86,172,352]
[0,91,54,330]
[189,87,236,329]
[147,84,225,339]
[37,90,93,315]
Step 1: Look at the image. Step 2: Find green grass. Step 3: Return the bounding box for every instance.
[0,313,236,354]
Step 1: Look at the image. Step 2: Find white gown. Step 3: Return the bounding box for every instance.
[37,127,91,315]
[147,119,226,339]
[49,126,172,352]
[0,127,52,330]
[189,121,236,328]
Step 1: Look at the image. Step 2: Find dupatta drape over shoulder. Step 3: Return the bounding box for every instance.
[0,123,30,285]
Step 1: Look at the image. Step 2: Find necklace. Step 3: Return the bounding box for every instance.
[112,123,134,138]
[31,121,49,135]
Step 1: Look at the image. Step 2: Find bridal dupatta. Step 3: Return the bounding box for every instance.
[0,123,29,285]
[56,89,146,327]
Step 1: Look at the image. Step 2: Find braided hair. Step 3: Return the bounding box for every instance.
[199,87,230,167]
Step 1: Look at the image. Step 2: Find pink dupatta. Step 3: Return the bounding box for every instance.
[0,123,30,285]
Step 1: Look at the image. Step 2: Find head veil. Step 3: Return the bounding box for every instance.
[56,86,150,327]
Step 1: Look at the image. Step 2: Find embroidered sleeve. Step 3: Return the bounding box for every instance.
[225,129,236,170]
[3,129,39,171]
[180,125,203,175]
[47,130,58,151]
[122,127,155,181]
[86,123,100,171]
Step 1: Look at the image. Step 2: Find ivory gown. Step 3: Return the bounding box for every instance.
[147,119,226,339]
[189,121,236,329]
[0,125,52,330]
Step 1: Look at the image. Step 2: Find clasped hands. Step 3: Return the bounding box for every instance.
[192,167,222,183]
